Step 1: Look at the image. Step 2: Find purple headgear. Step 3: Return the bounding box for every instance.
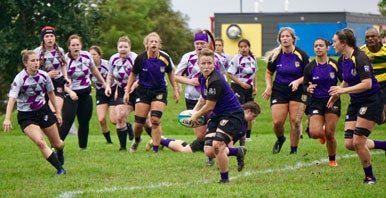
[194,33,208,42]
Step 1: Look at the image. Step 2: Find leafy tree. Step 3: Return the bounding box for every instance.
[0,0,103,112]
[379,0,386,15]
[96,0,193,62]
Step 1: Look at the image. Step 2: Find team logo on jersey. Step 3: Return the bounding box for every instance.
[160,66,165,72]
[220,119,229,126]
[295,61,300,67]
[351,69,357,76]
[156,94,163,100]
[301,94,308,102]
[359,107,368,115]
[330,72,335,79]
[209,88,216,95]
[364,65,370,72]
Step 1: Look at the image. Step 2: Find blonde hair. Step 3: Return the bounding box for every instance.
[143,32,162,49]
[264,27,297,63]
[117,36,131,46]
[21,50,36,64]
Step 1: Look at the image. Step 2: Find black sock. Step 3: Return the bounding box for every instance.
[103,131,112,143]
[46,152,62,171]
[117,127,127,149]
[246,130,251,138]
[145,126,152,137]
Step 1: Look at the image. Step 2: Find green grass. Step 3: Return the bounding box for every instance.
[1,58,386,197]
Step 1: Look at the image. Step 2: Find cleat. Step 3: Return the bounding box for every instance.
[145,139,153,151]
[56,150,64,165]
[218,179,229,183]
[106,141,113,144]
[290,151,297,154]
[329,160,338,167]
[206,157,215,166]
[245,138,252,142]
[127,123,134,141]
[363,177,376,184]
[119,147,127,151]
[56,169,66,176]
[237,146,247,172]
[130,139,141,153]
[272,136,286,154]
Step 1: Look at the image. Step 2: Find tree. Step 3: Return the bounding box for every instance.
[96,0,193,62]
[0,0,103,112]
[379,0,386,15]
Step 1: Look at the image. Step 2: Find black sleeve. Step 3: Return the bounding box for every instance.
[133,52,145,74]
[303,61,315,92]
[206,78,225,102]
[355,51,373,80]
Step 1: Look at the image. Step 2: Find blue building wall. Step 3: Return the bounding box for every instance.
[278,23,373,56]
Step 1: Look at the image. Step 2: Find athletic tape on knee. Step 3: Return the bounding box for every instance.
[344,129,354,139]
[135,115,146,124]
[214,132,231,145]
[151,110,163,118]
[354,127,371,137]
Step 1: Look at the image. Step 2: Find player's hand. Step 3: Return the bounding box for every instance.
[3,119,12,132]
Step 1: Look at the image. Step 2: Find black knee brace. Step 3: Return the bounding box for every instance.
[354,127,371,137]
[344,129,354,139]
[213,132,231,145]
[204,137,214,146]
[151,110,163,118]
[135,115,146,124]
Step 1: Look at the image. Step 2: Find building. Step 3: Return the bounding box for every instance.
[214,12,386,57]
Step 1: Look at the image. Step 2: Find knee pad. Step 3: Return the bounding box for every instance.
[151,110,163,118]
[354,127,371,137]
[344,129,354,139]
[190,139,204,152]
[213,132,231,145]
[204,137,214,146]
[135,115,146,124]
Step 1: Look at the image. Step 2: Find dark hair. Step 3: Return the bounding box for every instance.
[314,38,331,46]
[89,45,103,56]
[335,28,358,50]
[238,39,254,57]
[242,101,261,115]
[39,26,66,70]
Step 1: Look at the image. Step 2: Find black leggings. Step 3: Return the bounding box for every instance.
[59,87,93,148]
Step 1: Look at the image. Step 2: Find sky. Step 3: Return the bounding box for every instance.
[171,0,381,30]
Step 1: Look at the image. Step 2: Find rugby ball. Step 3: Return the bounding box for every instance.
[178,110,206,128]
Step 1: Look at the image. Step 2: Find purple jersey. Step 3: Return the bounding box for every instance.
[108,52,137,89]
[199,69,242,116]
[8,69,54,111]
[133,51,173,89]
[66,51,95,90]
[304,58,341,98]
[268,47,309,85]
[339,49,380,98]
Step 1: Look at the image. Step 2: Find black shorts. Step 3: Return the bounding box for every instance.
[207,110,245,140]
[270,82,307,106]
[345,91,384,122]
[135,86,167,105]
[379,81,386,105]
[231,83,254,104]
[185,98,198,110]
[17,103,57,131]
[52,76,67,98]
[96,85,116,106]
[115,86,136,107]
[308,97,341,117]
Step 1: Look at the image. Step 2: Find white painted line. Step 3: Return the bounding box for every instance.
[58,151,384,198]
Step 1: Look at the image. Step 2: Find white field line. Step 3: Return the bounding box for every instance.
[58,151,384,198]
